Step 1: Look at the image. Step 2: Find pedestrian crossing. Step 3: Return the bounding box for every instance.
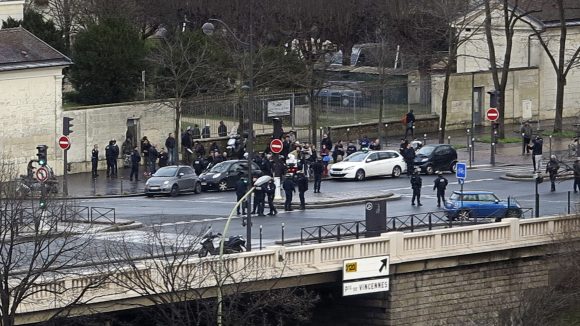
[471,165,536,174]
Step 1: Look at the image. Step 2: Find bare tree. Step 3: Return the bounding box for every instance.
[517,0,580,133]
[99,223,318,325]
[0,160,105,326]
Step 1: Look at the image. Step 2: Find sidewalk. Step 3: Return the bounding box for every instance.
[60,120,578,198]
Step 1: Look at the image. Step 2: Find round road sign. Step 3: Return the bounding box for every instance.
[58,135,71,150]
[486,108,499,121]
[270,138,283,154]
[36,166,50,183]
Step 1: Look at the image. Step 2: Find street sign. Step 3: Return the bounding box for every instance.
[343,256,389,281]
[270,138,283,154]
[486,108,499,121]
[35,166,50,183]
[343,277,390,296]
[58,135,71,150]
[456,162,467,180]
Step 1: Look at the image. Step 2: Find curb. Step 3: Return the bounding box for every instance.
[100,222,144,232]
[274,193,401,210]
[500,172,574,182]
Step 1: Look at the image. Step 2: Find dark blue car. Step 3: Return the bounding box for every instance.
[444,191,522,220]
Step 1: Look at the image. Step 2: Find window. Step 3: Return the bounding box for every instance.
[367,153,378,162]
[478,194,497,202]
[378,152,397,160]
[463,195,477,201]
[180,167,194,175]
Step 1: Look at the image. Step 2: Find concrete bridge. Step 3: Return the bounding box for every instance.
[15,214,580,325]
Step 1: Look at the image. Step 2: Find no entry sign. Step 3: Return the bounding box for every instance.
[58,135,71,150]
[486,108,499,121]
[270,139,283,154]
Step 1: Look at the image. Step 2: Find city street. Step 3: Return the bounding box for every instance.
[79,165,579,249]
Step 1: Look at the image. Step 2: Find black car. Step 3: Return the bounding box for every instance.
[198,160,263,191]
[413,144,458,175]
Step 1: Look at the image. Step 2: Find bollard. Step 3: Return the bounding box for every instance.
[384,124,389,147]
[423,133,427,145]
[447,136,451,144]
[259,225,263,250]
[549,135,552,158]
[471,137,476,162]
[568,191,571,214]
[281,223,285,245]
[469,144,472,168]
[120,178,123,195]
[346,128,350,143]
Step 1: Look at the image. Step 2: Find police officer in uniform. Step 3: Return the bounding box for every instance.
[311,158,324,193]
[254,181,266,216]
[129,146,141,181]
[235,176,248,215]
[545,155,560,192]
[105,140,114,177]
[283,174,296,211]
[91,144,99,178]
[265,179,278,215]
[433,171,448,208]
[410,169,423,206]
[296,171,309,210]
[111,139,120,177]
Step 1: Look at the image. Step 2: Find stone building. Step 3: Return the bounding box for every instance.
[432,0,580,128]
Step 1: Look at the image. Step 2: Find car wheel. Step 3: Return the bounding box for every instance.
[170,184,179,197]
[425,165,434,175]
[194,182,202,194]
[198,248,208,258]
[505,208,522,218]
[218,180,228,192]
[355,169,365,181]
[458,210,471,221]
[392,166,402,178]
[450,161,457,173]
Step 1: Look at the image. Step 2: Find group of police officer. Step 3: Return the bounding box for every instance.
[409,170,449,208]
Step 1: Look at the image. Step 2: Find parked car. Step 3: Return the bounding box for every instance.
[329,150,406,181]
[413,144,458,175]
[145,165,201,197]
[444,191,522,221]
[198,160,263,191]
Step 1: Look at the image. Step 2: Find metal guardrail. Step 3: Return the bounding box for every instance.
[62,206,115,224]
[300,208,534,245]
[90,207,116,224]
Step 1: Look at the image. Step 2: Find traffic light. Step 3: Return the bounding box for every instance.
[39,196,48,210]
[63,117,74,136]
[487,90,500,108]
[36,145,48,166]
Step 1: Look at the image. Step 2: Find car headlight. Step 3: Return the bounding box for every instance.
[212,173,222,179]
[163,180,169,185]
[344,166,354,171]
[421,158,429,162]
[145,180,150,186]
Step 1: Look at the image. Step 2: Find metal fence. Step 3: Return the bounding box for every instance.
[300,208,534,245]
[62,205,116,224]
[180,81,432,142]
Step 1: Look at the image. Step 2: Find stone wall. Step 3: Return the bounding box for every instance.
[313,247,555,326]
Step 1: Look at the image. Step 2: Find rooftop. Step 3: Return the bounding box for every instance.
[0,27,71,72]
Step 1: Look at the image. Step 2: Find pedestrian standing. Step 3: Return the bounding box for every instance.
[545,155,559,192]
[296,171,308,210]
[181,128,193,165]
[359,136,370,150]
[202,124,211,138]
[321,134,332,152]
[148,144,158,175]
[91,144,99,178]
[410,169,422,206]
[573,159,580,193]
[399,139,409,154]
[530,136,544,172]
[105,140,114,177]
[433,171,448,208]
[320,145,330,176]
[265,179,278,215]
[332,140,344,163]
[311,158,323,193]
[402,143,416,177]
[218,121,228,137]
[158,148,169,167]
[111,139,119,177]
[346,142,357,157]
[283,173,295,211]
[192,124,201,139]
[165,133,176,165]
[235,176,248,215]
[254,183,266,216]
[141,136,151,173]
[404,110,416,139]
[520,122,532,155]
[129,146,141,181]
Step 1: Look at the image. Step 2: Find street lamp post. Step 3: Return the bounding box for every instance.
[216,175,272,326]
[202,12,255,252]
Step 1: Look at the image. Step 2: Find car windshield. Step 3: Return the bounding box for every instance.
[450,193,461,201]
[343,152,368,162]
[417,146,435,156]
[153,167,177,177]
[209,162,230,173]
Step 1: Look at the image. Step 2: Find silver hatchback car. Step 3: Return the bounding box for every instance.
[145,165,202,197]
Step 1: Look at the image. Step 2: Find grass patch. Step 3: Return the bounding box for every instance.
[452,144,468,150]
[478,135,521,144]
[541,130,577,138]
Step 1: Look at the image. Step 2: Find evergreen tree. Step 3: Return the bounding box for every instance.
[70,17,146,105]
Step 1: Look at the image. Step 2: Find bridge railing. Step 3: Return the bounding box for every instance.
[300,208,534,244]
[15,214,580,319]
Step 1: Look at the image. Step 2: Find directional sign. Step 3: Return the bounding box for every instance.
[486,108,499,121]
[343,277,390,296]
[58,135,71,150]
[35,166,50,183]
[343,256,389,281]
[456,162,467,180]
[270,138,283,154]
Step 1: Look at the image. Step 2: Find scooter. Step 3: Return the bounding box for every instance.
[198,230,246,258]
